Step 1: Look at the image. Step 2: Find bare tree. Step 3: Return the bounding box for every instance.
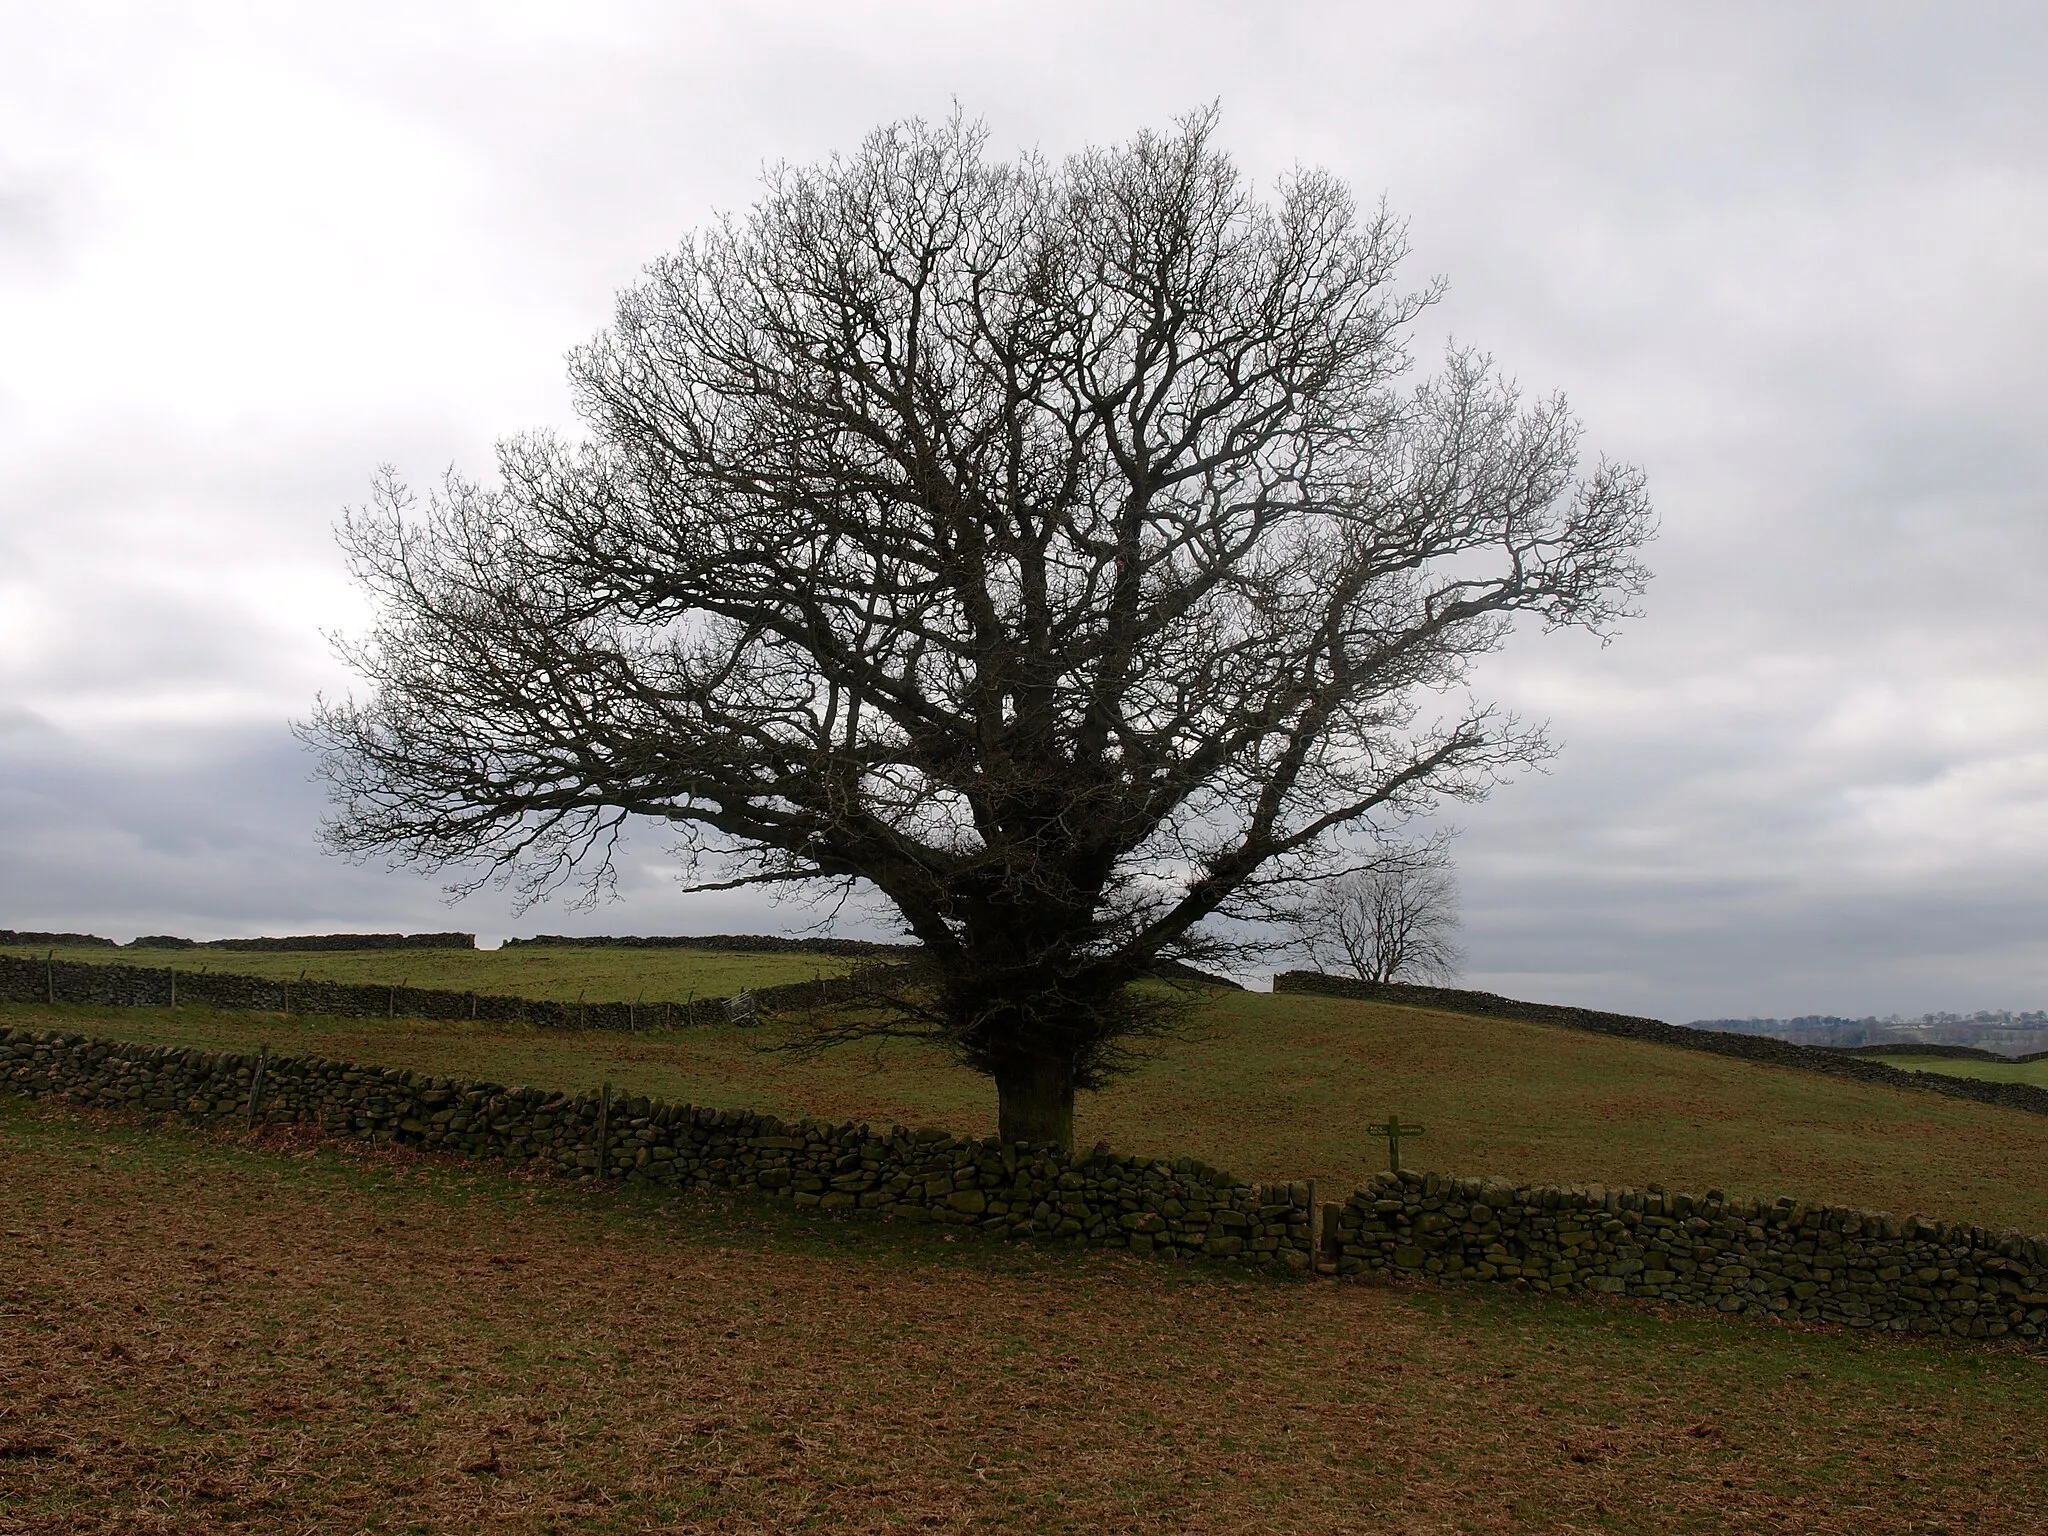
[1294,837,1465,984]
[303,110,1652,1147]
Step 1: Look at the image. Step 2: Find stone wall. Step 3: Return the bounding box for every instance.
[1,931,473,951]
[1335,1172,2048,1342]
[197,932,477,953]
[501,934,918,958]
[0,1025,1304,1263]
[0,953,894,1031]
[1273,971,2048,1119]
[4,1022,2046,1343]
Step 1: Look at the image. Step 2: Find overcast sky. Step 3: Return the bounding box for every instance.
[3,2,2043,1022]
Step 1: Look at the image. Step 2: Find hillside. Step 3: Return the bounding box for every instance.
[11,984,2048,1238]
[0,942,864,1003]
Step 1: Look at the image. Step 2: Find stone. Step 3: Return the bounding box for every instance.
[4,1019,2045,1349]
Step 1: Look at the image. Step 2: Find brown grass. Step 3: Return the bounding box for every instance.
[5,1094,2048,1534]
[15,987,2048,1238]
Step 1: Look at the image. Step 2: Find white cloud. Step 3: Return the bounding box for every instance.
[2,1,2044,1017]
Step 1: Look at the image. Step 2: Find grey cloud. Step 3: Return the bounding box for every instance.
[2,2,2044,1020]
[0,712,850,946]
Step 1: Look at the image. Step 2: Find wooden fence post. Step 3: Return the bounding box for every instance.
[45,950,55,1006]
[1306,1179,1321,1272]
[595,1080,612,1179]
[247,1042,270,1128]
[168,969,176,1008]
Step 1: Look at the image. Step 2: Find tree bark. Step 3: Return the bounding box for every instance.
[994,1054,1076,1149]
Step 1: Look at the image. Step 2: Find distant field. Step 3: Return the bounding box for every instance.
[0,943,865,1003]
[11,989,2048,1238]
[4,1095,2044,1534]
[1863,1053,2048,1090]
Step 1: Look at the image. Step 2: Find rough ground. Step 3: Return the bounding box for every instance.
[4,1096,2045,1534]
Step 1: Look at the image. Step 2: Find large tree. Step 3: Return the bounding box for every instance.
[307,111,1652,1147]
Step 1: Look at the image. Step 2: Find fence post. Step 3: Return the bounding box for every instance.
[168,969,176,1008]
[595,1080,612,1178]
[1306,1179,1321,1272]
[45,950,54,1006]
[247,1042,270,1128]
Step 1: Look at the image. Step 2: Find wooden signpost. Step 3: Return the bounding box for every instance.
[1367,1113,1426,1172]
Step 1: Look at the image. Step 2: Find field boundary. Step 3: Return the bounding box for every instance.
[0,951,896,1030]
[1837,1041,2048,1065]
[7,1023,2047,1344]
[500,933,919,957]
[1273,972,2048,1119]
[0,928,475,951]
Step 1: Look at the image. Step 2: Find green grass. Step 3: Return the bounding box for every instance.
[13,986,2048,1239]
[1863,1053,2048,1089]
[6,1093,2047,1534]
[0,942,864,1002]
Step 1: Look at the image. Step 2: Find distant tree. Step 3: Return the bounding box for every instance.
[1292,838,1465,984]
[304,110,1652,1147]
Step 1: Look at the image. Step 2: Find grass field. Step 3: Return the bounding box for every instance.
[0,944,865,1003]
[11,987,2048,1239]
[1864,1053,2048,1090]
[6,1094,2046,1536]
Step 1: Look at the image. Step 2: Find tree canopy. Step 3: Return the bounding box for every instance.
[307,110,1653,1145]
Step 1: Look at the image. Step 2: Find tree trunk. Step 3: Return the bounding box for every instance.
[994,1054,1076,1149]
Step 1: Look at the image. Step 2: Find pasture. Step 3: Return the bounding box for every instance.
[1863,1053,2048,1090]
[8,978,2048,1237]
[11,953,2048,1533]
[0,943,865,1004]
[5,1094,2045,1535]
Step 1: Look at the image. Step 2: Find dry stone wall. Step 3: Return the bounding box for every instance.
[0,953,888,1032]
[0,1025,1301,1263]
[1274,972,2048,1119]
[501,934,918,958]
[1337,1172,2048,1342]
[4,1022,2046,1344]
[192,932,477,953]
